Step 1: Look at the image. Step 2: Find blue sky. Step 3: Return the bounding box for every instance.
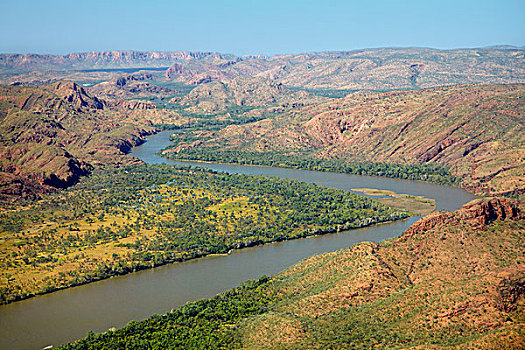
[1,0,524,55]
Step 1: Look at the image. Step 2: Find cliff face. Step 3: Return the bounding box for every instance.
[0,82,179,202]
[239,197,524,348]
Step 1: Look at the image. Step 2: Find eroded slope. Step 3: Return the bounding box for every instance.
[171,84,525,196]
[0,82,182,202]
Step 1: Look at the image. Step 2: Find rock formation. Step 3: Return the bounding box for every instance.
[0,82,180,202]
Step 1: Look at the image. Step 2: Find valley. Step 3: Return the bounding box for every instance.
[0,46,523,349]
[0,133,475,350]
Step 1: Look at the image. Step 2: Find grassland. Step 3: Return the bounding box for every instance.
[351,188,436,215]
[0,164,410,304]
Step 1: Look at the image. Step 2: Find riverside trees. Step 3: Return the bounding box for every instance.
[0,164,409,304]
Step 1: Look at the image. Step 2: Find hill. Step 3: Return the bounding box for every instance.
[0,81,182,202]
[88,72,175,100]
[167,84,525,197]
[170,77,327,116]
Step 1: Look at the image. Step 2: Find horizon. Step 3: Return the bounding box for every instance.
[1,0,524,56]
[1,44,524,57]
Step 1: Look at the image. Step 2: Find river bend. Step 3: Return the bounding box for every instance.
[0,131,476,350]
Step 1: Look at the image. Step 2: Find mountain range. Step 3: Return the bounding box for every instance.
[0,46,524,348]
[2,47,524,90]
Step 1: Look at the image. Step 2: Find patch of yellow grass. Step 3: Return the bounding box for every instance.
[351,188,436,215]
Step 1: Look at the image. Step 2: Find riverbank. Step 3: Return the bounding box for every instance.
[0,165,412,306]
[0,131,476,350]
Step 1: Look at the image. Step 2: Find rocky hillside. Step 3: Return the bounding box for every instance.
[163,47,525,90]
[176,84,525,197]
[61,197,525,349]
[268,48,525,90]
[0,81,182,202]
[171,77,325,115]
[88,73,175,100]
[239,197,524,349]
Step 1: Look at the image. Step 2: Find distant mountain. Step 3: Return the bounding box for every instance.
[164,47,525,90]
[0,50,232,72]
[1,47,524,90]
[481,45,525,50]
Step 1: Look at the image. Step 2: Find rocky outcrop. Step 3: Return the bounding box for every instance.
[165,63,186,79]
[53,81,105,110]
[403,197,521,240]
[459,197,520,224]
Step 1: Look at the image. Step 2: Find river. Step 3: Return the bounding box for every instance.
[0,131,477,350]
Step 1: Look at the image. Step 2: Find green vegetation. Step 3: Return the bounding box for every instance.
[58,199,525,349]
[0,164,408,304]
[286,86,359,98]
[152,99,272,130]
[147,80,196,95]
[59,276,277,350]
[165,148,458,185]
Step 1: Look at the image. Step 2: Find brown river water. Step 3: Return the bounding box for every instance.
[0,131,476,349]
